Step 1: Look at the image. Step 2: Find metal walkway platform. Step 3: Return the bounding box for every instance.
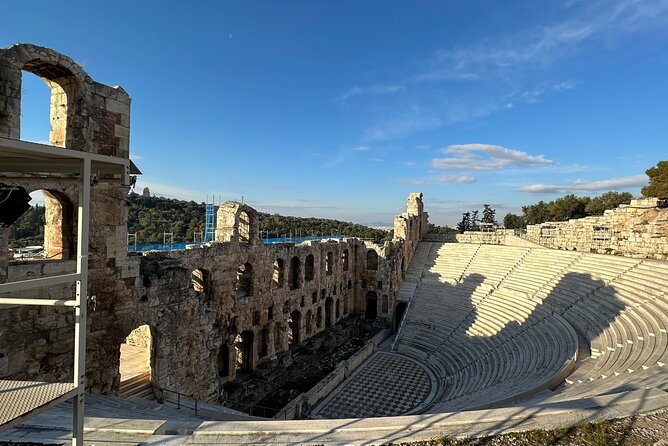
[0,380,77,431]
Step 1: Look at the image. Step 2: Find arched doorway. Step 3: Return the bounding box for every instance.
[288,310,301,346]
[119,324,155,398]
[394,302,408,332]
[235,330,254,374]
[325,296,333,328]
[365,291,378,320]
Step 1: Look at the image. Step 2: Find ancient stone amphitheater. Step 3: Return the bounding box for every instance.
[2,43,668,445]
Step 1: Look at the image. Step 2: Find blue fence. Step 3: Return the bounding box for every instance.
[128,235,345,253]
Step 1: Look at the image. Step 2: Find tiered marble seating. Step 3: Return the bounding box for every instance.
[395,243,668,412]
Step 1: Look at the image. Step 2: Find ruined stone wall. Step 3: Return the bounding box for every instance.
[0,44,136,392]
[524,198,668,260]
[0,44,427,404]
[394,192,429,276]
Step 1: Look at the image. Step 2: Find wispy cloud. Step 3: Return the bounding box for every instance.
[432,144,554,171]
[345,0,668,141]
[338,83,406,102]
[419,1,668,82]
[352,145,370,151]
[370,157,384,163]
[398,174,477,186]
[518,174,646,194]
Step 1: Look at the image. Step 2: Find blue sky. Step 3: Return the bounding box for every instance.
[4,1,668,226]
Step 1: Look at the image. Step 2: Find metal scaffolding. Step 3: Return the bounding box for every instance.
[0,136,131,445]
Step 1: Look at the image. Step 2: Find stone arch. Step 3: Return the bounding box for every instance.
[342,249,349,271]
[366,249,378,270]
[273,323,283,352]
[316,306,323,329]
[21,188,76,260]
[288,310,301,346]
[325,296,333,328]
[0,44,87,144]
[304,254,315,281]
[216,201,259,244]
[325,251,334,275]
[365,291,378,320]
[192,268,209,293]
[235,262,253,298]
[119,324,156,397]
[272,258,285,288]
[305,309,313,336]
[234,330,254,373]
[289,256,301,289]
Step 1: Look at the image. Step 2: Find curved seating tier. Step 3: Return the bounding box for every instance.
[393,242,668,412]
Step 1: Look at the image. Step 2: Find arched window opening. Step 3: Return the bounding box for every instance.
[344,296,349,315]
[235,263,252,298]
[365,291,378,320]
[192,269,208,293]
[366,250,378,271]
[218,344,230,378]
[119,324,154,398]
[316,307,323,329]
[342,249,349,271]
[347,280,352,290]
[288,310,301,346]
[20,70,53,144]
[325,252,334,276]
[289,256,301,290]
[335,299,341,320]
[382,295,389,314]
[235,331,254,373]
[325,297,333,328]
[304,254,315,281]
[272,259,285,288]
[305,310,313,337]
[311,292,317,304]
[238,211,251,243]
[9,189,76,261]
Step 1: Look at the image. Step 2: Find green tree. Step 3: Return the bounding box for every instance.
[585,191,633,215]
[470,210,480,231]
[456,212,472,233]
[503,212,526,229]
[481,204,497,225]
[641,160,668,199]
[549,194,588,221]
[522,201,552,225]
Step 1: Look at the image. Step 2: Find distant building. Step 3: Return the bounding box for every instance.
[142,187,151,197]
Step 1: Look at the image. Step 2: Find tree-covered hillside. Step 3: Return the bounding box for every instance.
[8,193,390,247]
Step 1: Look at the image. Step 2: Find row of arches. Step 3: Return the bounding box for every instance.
[274,249,351,291]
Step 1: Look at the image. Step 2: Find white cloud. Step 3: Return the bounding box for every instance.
[130,153,143,161]
[338,83,405,102]
[518,174,646,194]
[398,175,477,186]
[552,80,578,91]
[352,145,370,151]
[405,161,416,167]
[370,157,384,163]
[432,143,554,171]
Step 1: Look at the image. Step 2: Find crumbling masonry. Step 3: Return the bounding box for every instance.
[0,44,428,403]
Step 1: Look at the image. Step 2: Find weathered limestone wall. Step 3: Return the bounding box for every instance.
[0,44,134,392]
[524,198,668,260]
[0,43,427,405]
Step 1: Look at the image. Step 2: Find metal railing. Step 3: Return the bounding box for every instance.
[156,387,198,415]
